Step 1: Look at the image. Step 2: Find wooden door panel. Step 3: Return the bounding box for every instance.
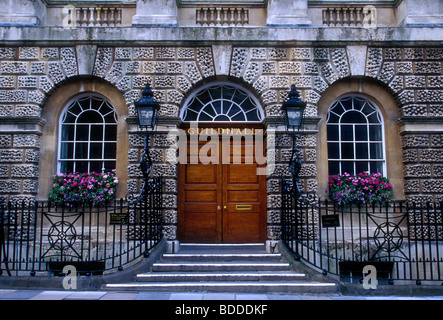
[184,203,218,212]
[185,165,217,184]
[180,172,222,242]
[224,212,262,242]
[182,212,219,242]
[179,127,266,243]
[226,165,259,184]
[179,138,222,242]
[185,190,217,202]
[227,190,260,202]
[223,161,266,243]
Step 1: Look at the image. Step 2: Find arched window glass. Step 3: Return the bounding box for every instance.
[59,94,118,174]
[182,83,263,122]
[327,96,386,176]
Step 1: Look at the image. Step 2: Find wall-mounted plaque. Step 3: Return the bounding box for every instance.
[321,214,340,228]
[110,213,128,225]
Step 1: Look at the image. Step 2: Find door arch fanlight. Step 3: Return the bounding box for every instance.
[181,82,264,123]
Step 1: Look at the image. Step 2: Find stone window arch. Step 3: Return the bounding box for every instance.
[316,78,405,200]
[181,82,264,122]
[38,78,129,200]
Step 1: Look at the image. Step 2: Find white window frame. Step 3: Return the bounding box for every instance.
[326,95,387,176]
[58,94,118,174]
[181,82,264,123]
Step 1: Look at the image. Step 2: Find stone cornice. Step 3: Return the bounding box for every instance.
[0,118,46,135]
[1,26,443,46]
[398,117,443,134]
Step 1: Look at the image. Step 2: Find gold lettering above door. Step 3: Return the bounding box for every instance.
[187,128,263,135]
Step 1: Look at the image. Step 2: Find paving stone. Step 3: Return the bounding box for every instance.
[1,290,41,300]
[423,297,443,300]
[30,291,73,300]
[329,295,358,300]
[169,293,204,300]
[0,289,442,300]
[267,294,302,300]
[364,296,399,300]
[235,294,269,300]
[135,292,172,300]
[202,293,236,300]
[99,292,139,300]
[0,290,16,298]
[63,291,107,300]
[298,295,333,300]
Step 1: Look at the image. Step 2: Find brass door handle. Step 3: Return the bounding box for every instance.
[224,206,227,210]
[218,206,221,211]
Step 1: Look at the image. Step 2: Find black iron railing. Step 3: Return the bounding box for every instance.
[0,177,164,276]
[281,179,443,284]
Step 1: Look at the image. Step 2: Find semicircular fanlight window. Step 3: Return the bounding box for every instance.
[183,84,263,122]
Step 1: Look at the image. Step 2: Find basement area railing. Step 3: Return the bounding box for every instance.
[281,178,443,285]
[0,177,164,277]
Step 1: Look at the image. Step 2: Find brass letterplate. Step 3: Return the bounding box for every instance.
[236,205,252,211]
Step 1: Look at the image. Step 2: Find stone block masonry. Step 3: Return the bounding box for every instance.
[0,42,442,238]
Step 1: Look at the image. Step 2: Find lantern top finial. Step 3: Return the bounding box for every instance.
[142,83,154,98]
[135,83,159,108]
[288,84,300,99]
[283,85,306,109]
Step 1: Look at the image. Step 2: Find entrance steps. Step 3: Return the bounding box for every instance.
[105,243,338,294]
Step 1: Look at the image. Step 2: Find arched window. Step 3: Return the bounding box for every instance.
[58,94,118,174]
[182,83,264,122]
[327,95,386,176]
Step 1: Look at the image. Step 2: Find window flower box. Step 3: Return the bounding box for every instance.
[328,172,393,207]
[48,170,119,207]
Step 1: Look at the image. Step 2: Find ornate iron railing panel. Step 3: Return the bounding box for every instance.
[0,178,164,276]
[281,179,443,284]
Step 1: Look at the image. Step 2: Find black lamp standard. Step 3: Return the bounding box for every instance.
[131,83,164,256]
[134,83,160,197]
[281,84,307,199]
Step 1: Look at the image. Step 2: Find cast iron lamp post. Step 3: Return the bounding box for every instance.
[282,84,307,199]
[132,83,161,204]
[134,83,160,181]
[130,83,163,258]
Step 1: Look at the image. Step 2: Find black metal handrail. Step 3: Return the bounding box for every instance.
[281,180,443,284]
[0,177,164,276]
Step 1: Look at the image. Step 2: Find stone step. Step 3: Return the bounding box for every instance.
[104,243,339,294]
[136,271,307,282]
[161,253,283,262]
[177,243,267,254]
[151,262,292,272]
[105,281,339,294]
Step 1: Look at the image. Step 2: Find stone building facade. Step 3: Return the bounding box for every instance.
[0,0,442,244]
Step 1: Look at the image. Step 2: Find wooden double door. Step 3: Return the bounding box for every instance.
[178,127,267,243]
